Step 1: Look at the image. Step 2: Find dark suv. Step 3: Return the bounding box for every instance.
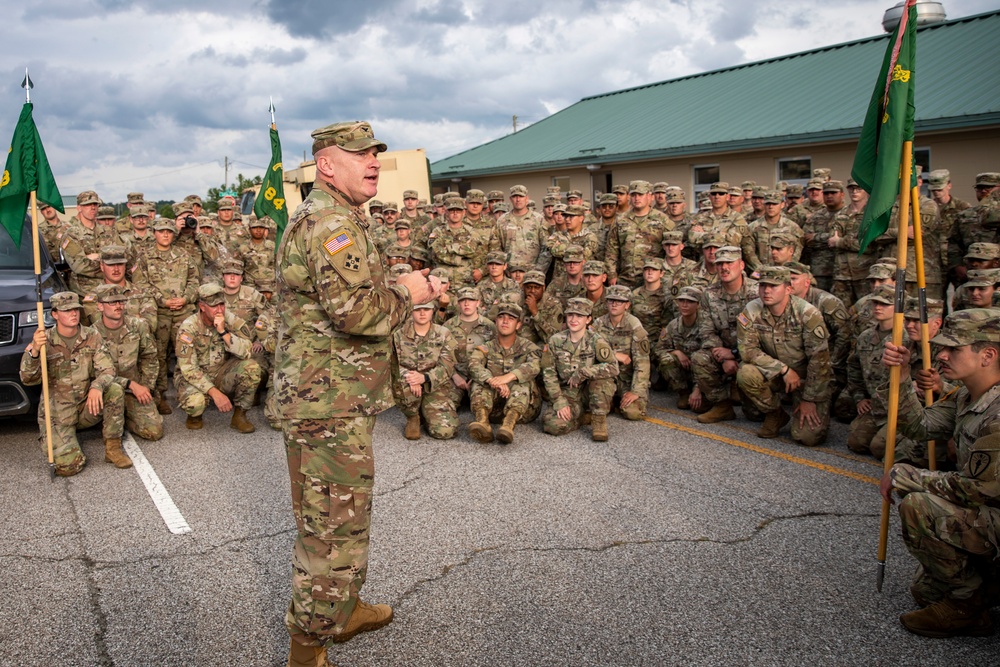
[0,217,66,417]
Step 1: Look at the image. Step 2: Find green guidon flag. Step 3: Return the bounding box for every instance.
[851,0,917,254]
[0,103,64,247]
[254,126,289,246]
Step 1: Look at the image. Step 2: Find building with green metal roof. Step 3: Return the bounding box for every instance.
[430,9,1000,206]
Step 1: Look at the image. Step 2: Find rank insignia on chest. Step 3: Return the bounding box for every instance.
[323,232,353,257]
[344,252,362,272]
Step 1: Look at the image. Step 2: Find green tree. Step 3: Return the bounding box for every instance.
[205,173,262,212]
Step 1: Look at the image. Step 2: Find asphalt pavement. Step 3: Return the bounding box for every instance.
[0,392,996,666]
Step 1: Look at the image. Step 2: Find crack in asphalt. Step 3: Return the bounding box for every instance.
[393,511,875,606]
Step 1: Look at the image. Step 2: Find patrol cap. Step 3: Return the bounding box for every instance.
[567,189,583,200]
[665,191,686,203]
[542,196,559,206]
[846,178,860,188]
[702,234,726,249]
[197,216,215,229]
[776,180,789,192]
[903,296,944,319]
[763,190,783,204]
[382,201,399,213]
[222,258,244,274]
[384,244,409,259]
[403,189,418,199]
[867,263,895,280]
[486,251,507,265]
[394,219,411,230]
[94,284,128,304]
[493,202,510,214]
[741,180,756,190]
[457,286,481,302]
[806,179,824,191]
[757,265,790,285]
[964,268,1000,288]
[185,195,203,204]
[643,257,665,271]
[130,205,150,218]
[784,261,811,275]
[311,121,386,155]
[553,203,568,214]
[369,199,384,209]
[876,256,898,266]
[389,264,413,278]
[429,267,450,282]
[126,192,144,205]
[564,204,585,216]
[509,185,528,197]
[714,246,742,263]
[50,291,82,311]
[217,200,234,211]
[100,245,128,265]
[522,270,546,285]
[652,182,669,194]
[599,193,618,206]
[786,184,804,197]
[153,220,177,233]
[198,283,226,306]
[582,260,606,275]
[675,286,703,302]
[823,180,845,193]
[250,216,270,229]
[728,187,742,196]
[97,206,116,220]
[813,168,832,180]
[629,180,652,194]
[466,189,486,204]
[611,184,629,195]
[975,173,1000,187]
[37,201,54,210]
[408,246,430,263]
[751,186,767,197]
[496,302,523,320]
[868,284,896,305]
[507,263,528,274]
[926,169,951,190]
[605,284,632,301]
[708,182,730,194]
[487,190,505,201]
[661,230,684,245]
[412,298,435,310]
[173,201,194,217]
[965,242,1000,261]
[563,245,585,263]
[931,308,1000,347]
[564,297,593,316]
[76,191,100,206]
[769,233,795,248]
[444,197,465,210]
[546,186,562,196]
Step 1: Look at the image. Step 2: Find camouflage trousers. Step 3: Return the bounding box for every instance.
[898,484,997,602]
[470,380,542,423]
[690,350,739,403]
[736,365,829,446]
[154,306,194,394]
[612,373,647,421]
[175,358,263,416]
[393,380,460,439]
[658,352,694,393]
[847,413,918,461]
[37,383,124,474]
[283,416,376,647]
[125,392,164,441]
[542,377,616,435]
[812,274,833,293]
[831,278,871,308]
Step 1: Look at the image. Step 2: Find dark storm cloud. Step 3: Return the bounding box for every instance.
[263,0,401,38]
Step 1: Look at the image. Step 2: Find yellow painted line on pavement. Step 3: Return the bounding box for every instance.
[643,414,880,487]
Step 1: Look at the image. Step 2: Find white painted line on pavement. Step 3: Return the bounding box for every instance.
[122,433,192,535]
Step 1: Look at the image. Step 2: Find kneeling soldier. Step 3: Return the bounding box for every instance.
[174,284,261,432]
[20,291,126,475]
[592,284,651,420]
[541,297,619,441]
[468,302,543,444]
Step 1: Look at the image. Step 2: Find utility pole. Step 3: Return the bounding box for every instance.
[224,156,229,190]
[512,115,518,133]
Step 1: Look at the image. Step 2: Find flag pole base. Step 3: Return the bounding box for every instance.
[876,560,886,593]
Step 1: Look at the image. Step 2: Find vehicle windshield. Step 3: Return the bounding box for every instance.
[0,218,47,269]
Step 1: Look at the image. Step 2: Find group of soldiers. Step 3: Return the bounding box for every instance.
[22,191,277,476]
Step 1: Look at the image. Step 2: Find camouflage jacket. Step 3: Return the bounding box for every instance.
[547,227,598,283]
[476,275,521,316]
[830,204,878,281]
[175,310,253,395]
[802,286,851,369]
[541,329,619,411]
[214,221,249,257]
[876,196,943,284]
[630,284,669,341]
[93,316,158,389]
[146,245,200,308]
[655,312,706,366]
[274,180,412,418]
[392,321,458,392]
[83,280,157,334]
[697,277,760,351]
[39,217,66,262]
[20,325,116,405]
[443,314,497,378]
[429,221,479,282]
[688,209,747,255]
[738,296,833,403]
[62,218,135,295]
[490,210,551,273]
[746,216,804,271]
[591,312,651,395]
[847,324,909,417]
[604,211,671,285]
[241,238,277,293]
[947,199,992,271]
[223,284,270,330]
[801,205,845,278]
[788,201,825,227]
[469,336,542,386]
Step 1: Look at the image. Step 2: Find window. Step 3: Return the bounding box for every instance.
[777,157,812,186]
[693,164,720,197]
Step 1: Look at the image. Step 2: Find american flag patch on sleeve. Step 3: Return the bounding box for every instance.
[323,232,353,257]
[737,313,750,327]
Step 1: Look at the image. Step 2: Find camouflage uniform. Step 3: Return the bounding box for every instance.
[38,213,66,263]
[490,208,551,273]
[655,291,707,394]
[241,229,277,295]
[630,282,669,342]
[946,179,999,278]
[688,208,748,260]
[736,282,833,446]
[800,203,845,292]
[547,226,598,285]
[391,315,460,439]
[19,296,124,475]
[877,196,943,297]
[146,234,200,397]
[468,331,543,424]
[214,218,250,257]
[604,210,670,288]
[429,220,479,287]
[62,217,134,296]
[746,214,804,272]
[476,274,520,317]
[443,310,497,391]
[273,125,413,646]
[830,202,877,305]
[591,291,650,421]
[541,326,619,435]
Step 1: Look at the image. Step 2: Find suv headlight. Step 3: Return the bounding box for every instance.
[19,309,54,328]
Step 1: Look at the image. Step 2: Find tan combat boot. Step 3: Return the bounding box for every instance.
[579,412,592,425]
[287,641,331,667]
[900,595,993,638]
[676,392,690,410]
[404,414,421,440]
[757,408,790,438]
[103,438,133,469]
[156,394,172,415]
[697,399,736,424]
[230,406,255,433]
[330,599,394,643]
[496,410,520,445]
[591,414,608,442]
[186,414,203,430]
[468,408,494,443]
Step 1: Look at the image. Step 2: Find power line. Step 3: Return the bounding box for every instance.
[60,160,219,190]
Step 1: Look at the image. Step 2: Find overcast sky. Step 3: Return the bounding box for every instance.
[2,0,996,203]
